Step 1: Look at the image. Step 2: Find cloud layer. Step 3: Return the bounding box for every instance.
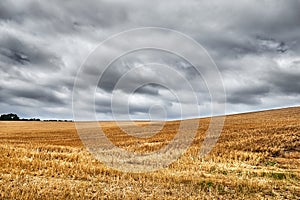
[0,0,300,120]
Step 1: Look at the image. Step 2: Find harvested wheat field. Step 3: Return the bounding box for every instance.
[0,107,299,199]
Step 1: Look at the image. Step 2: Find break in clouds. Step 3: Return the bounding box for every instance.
[0,0,300,120]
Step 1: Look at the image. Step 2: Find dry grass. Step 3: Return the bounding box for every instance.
[0,107,299,199]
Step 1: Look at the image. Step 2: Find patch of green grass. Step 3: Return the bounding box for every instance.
[260,171,286,180]
[269,172,286,180]
[265,160,277,166]
[195,181,214,190]
[207,181,213,188]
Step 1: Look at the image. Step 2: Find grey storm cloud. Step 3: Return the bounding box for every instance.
[0,34,62,70]
[134,84,164,96]
[227,86,270,105]
[0,0,300,120]
[267,68,300,95]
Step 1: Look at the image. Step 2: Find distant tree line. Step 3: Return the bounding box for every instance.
[0,113,40,121]
[0,113,73,122]
[43,119,73,122]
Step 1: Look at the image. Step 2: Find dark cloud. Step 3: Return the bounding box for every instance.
[0,34,62,70]
[268,70,300,95]
[1,83,66,106]
[134,84,160,96]
[10,88,64,105]
[227,86,270,105]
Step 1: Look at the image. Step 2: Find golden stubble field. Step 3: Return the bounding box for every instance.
[0,107,299,199]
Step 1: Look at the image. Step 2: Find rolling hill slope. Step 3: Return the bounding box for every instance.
[0,107,299,199]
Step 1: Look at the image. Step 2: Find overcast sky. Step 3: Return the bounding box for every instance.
[0,0,300,120]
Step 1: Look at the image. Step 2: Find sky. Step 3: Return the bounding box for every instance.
[0,0,300,120]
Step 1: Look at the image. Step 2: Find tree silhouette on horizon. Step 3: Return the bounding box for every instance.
[0,113,20,121]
